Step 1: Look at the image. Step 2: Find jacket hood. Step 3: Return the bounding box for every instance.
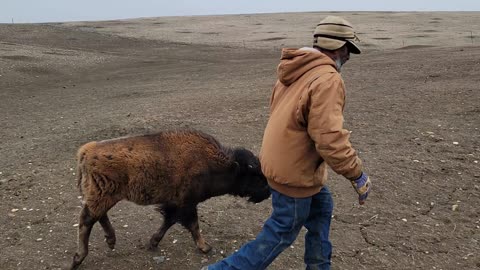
[277,47,337,86]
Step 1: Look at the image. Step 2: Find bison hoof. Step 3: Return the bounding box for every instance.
[104,236,116,250]
[198,243,212,254]
[70,253,82,270]
[147,242,159,251]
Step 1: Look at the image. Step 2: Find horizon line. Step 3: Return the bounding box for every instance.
[1,10,480,24]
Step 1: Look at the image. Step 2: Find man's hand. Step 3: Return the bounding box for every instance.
[351,172,371,205]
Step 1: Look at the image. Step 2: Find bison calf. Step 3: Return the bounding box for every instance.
[70,130,270,269]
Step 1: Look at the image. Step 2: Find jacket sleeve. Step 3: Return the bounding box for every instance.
[306,74,363,180]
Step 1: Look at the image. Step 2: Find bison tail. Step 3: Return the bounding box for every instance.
[76,142,95,195]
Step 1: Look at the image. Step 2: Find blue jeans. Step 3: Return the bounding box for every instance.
[208,187,333,270]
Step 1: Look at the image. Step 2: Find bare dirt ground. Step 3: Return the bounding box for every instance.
[1,12,479,270]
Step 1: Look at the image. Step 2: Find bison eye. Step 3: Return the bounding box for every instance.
[248,164,254,169]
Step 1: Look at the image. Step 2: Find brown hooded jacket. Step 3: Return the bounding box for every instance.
[260,47,363,198]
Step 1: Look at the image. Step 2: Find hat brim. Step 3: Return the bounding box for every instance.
[314,37,361,54]
[346,40,361,54]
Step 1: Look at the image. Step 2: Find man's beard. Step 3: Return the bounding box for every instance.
[335,58,343,73]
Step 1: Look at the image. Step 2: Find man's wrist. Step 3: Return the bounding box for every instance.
[348,171,364,182]
[354,172,368,183]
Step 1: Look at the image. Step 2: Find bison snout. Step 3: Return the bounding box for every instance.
[247,187,271,203]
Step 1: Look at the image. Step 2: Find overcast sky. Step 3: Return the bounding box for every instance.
[2,0,480,23]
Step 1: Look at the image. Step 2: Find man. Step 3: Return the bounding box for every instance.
[204,15,371,270]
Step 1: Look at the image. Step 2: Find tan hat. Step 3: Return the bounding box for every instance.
[313,16,361,54]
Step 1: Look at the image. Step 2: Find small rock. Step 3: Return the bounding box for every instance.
[172,239,177,244]
[413,160,420,163]
[153,256,165,264]
[11,209,19,212]
[36,238,43,242]
[452,204,459,211]
[73,224,79,227]
[123,225,128,228]
[402,218,407,222]
[453,142,459,145]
